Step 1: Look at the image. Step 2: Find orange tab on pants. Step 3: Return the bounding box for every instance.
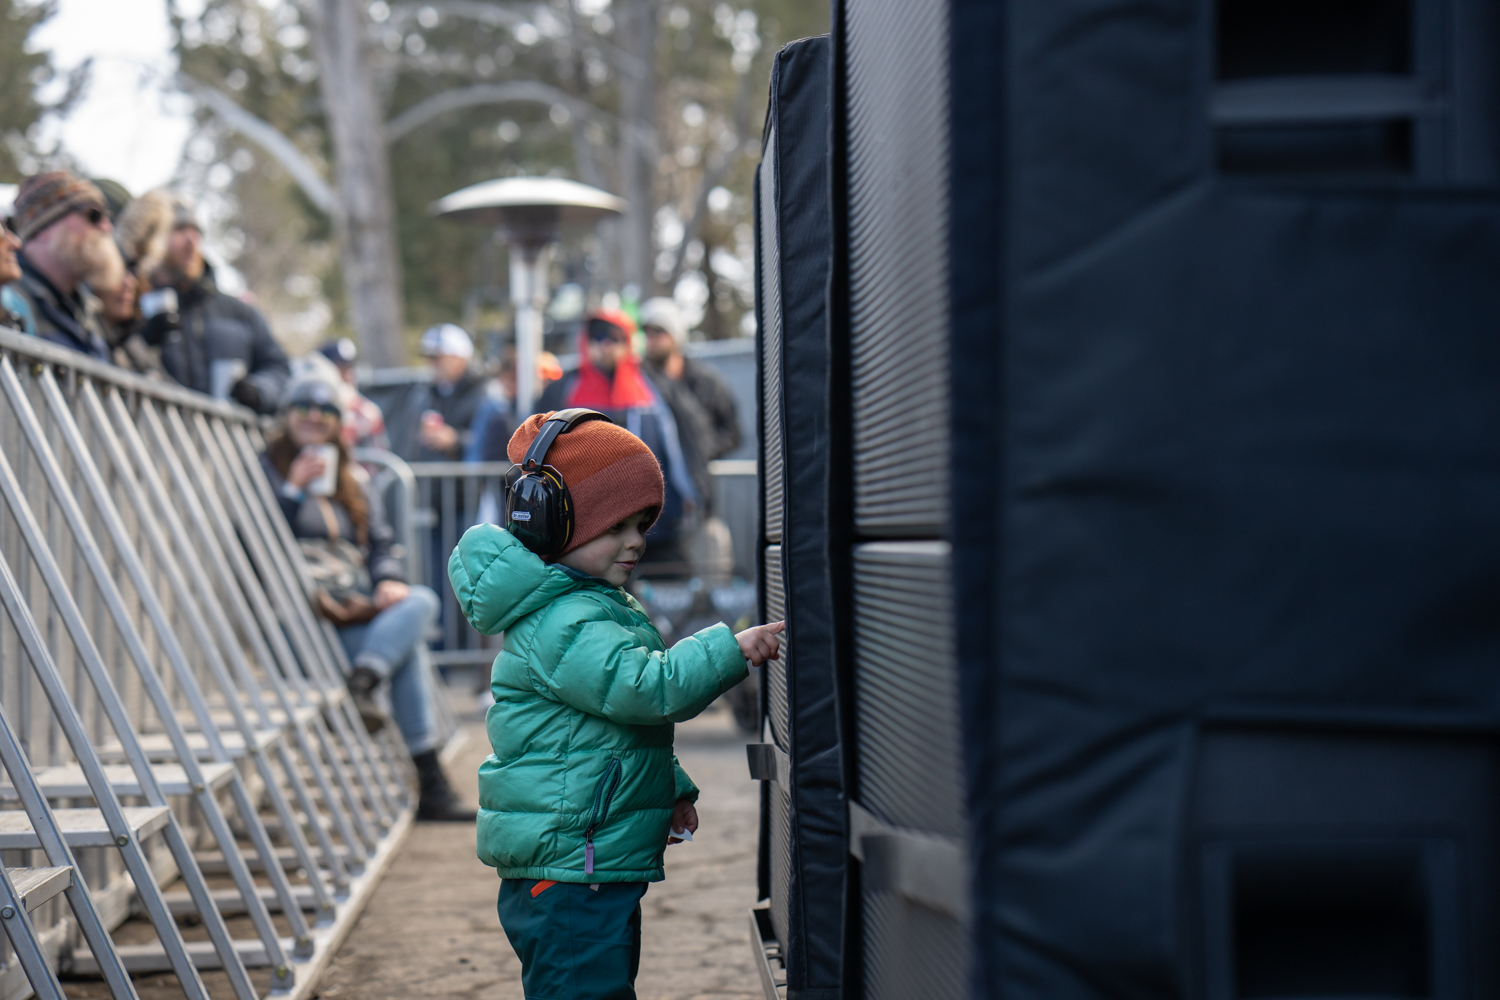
[530,879,558,898]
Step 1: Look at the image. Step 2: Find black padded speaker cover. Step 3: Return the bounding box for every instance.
[821,0,1500,998]
[755,32,844,1000]
[939,1,1500,998]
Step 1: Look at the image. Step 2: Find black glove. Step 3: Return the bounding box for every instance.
[229,377,262,411]
[139,310,179,347]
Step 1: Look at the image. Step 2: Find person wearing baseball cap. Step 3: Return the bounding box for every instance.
[316,338,389,449]
[406,323,490,461]
[7,170,118,360]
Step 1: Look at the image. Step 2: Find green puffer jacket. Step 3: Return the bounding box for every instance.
[448,524,747,882]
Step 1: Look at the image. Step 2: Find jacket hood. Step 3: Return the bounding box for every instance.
[449,523,587,634]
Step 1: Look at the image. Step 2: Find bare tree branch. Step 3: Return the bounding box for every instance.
[667,66,756,285]
[176,74,339,215]
[384,79,623,142]
[387,1,648,78]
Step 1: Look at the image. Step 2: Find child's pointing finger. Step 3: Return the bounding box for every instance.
[735,622,786,666]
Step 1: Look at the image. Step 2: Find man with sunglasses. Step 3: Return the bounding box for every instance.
[7,171,117,361]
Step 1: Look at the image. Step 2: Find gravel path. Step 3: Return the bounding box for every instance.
[312,703,764,1000]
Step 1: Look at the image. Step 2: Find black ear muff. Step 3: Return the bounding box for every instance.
[502,408,613,556]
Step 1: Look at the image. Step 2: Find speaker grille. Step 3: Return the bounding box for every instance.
[763,544,790,749]
[862,884,970,1000]
[847,0,951,536]
[770,777,793,950]
[759,127,786,543]
[853,542,963,837]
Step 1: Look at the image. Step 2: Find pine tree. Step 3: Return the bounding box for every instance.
[0,0,59,181]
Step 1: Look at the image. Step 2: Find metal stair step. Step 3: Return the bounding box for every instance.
[195,703,326,731]
[194,846,360,874]
[6,865,72,912]
[0,761,236,800]
[96,727,281,763]
[160,885,322,917]
[0,806,171,849]
[71,935,294,974]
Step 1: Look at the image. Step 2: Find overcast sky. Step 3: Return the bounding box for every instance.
[34,0,195,196]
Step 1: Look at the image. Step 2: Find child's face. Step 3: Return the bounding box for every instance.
[556,509,650,586]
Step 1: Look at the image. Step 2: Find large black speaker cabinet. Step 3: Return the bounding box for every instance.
[753,34,844,1000]
[823,0,1500,998]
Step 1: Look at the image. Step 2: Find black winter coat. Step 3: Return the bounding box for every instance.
[158,266,289,414]
[388,369,493,461]
[14,254,111,361]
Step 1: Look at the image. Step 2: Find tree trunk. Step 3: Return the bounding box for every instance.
[311,0,405,367]
[615,0,659,295]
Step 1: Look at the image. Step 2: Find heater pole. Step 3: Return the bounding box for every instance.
[509,243,549,418]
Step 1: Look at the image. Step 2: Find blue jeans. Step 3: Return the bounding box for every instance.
[337,586,440,755]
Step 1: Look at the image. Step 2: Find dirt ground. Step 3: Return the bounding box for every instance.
[311,703,764,1000]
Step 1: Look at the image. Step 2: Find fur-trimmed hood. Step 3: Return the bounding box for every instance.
[113,188,175,279]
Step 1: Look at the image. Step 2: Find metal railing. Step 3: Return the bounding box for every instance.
[358,457,509,673]
[358,455,763,680]
[0,326,414,1000]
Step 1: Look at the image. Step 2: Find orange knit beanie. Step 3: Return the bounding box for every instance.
[508,412,665,554]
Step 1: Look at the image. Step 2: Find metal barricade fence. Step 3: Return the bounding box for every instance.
[0,327,414,1000]
[357,457,762,690]
[356,458,509,678]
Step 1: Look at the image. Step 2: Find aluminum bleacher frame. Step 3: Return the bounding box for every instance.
[0,324,418,1000]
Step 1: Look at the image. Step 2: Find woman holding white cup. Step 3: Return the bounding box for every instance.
[261,372,474,822]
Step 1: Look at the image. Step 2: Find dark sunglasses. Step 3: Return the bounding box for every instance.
[289,402,341,419]
[586,318,628,343]
[76,206,107,227]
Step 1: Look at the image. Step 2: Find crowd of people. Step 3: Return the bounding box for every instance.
[0,167,744,823]
[1,168,782,1000]
[0,168,742,568]
[1,171,291,409]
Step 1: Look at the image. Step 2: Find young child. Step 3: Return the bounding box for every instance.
[448,411,783,1000]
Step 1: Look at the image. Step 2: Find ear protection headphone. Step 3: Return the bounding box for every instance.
[503,408,613,556]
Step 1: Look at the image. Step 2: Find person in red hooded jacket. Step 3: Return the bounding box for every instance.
[537,311,701,573]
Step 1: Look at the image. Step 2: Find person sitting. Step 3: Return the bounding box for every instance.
[8,171,118,361]
[260,372,475,822]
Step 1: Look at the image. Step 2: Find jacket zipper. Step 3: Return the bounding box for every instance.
[584,758,623,875]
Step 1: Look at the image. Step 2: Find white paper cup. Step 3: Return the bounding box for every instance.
[306,444,340,496]
[209,358,248,400]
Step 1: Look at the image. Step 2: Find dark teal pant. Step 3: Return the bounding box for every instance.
[498,879,648,1000]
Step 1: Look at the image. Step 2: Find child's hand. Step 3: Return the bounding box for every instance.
[736,621,785,667]
[667,798,698,845]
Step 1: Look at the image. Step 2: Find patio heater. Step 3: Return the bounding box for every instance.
[431,177,626,417]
